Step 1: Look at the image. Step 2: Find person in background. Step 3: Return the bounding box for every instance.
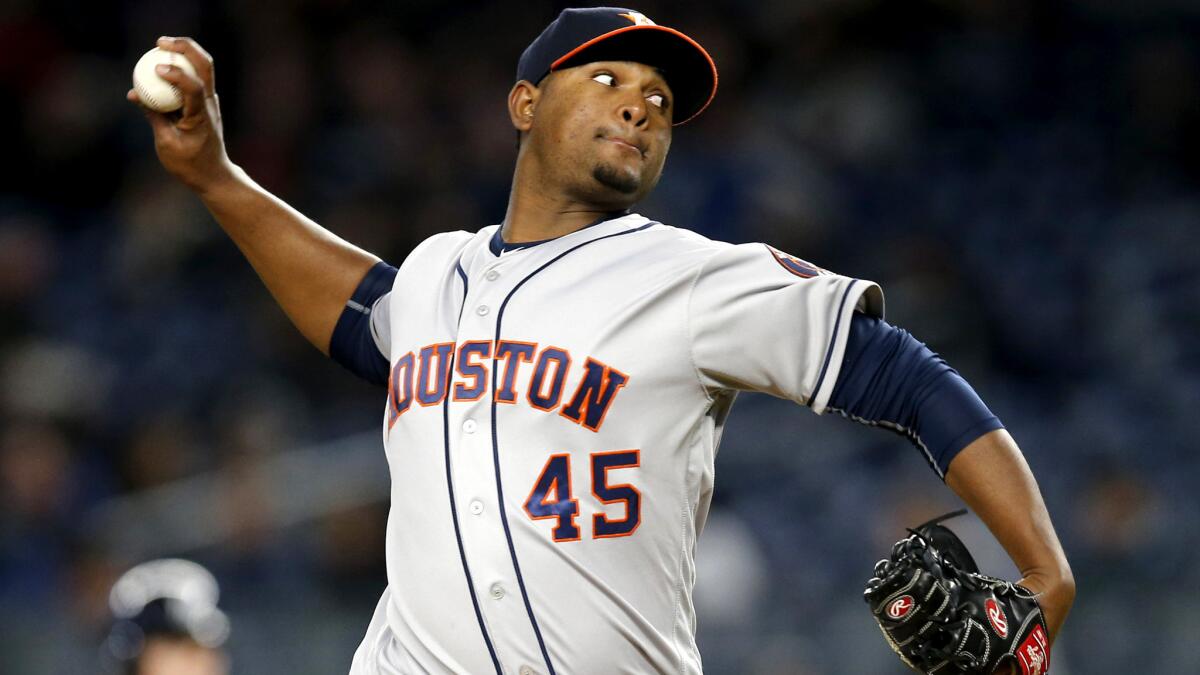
[102,558,230,675]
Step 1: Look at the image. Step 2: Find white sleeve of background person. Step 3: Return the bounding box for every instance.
[686,243,884,413]
[369,291,392,359]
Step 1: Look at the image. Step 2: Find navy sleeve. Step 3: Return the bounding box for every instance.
[329,261,398,387]
[827,313,1004,479]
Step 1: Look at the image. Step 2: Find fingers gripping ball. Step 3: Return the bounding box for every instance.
[132,47,197,112]
[864,511,1052,675]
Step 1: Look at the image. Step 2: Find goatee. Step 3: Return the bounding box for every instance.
[593,164,640,194]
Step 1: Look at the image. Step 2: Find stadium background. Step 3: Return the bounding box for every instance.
[2,0,1197,673]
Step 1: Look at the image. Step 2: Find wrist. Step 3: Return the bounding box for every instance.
[194,160,245,200]
[1021,566,1076,602]
[1018,567,1075,641]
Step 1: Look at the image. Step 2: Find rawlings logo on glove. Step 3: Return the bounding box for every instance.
[864,510,1051,675]
[888,596,915,620]
[985,598,1007,637]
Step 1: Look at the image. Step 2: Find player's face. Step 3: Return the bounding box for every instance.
[136,638,228,675]
[531,60,674,206]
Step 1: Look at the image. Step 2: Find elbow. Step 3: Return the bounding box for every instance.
[1052,562,1077,608]
[1031,558,1076,642]
[1046,549,1076,601]
[1035,554,1076,609]
[1039,568,1076,619]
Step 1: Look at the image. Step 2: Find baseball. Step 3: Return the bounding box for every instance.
[132,46,197,113]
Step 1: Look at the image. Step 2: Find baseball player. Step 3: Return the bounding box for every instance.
[102,559,231,675]
[129,7,1074,674]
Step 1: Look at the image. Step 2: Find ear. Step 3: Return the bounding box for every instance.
[508,80,539,133]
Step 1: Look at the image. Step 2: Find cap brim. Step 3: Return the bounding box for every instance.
[550,25,718,126]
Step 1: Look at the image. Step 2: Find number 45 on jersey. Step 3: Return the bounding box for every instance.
[523,450,641,542]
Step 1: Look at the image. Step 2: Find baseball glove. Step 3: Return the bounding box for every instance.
[864,510,1051,675]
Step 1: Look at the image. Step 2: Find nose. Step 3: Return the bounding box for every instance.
[618,97,648,128]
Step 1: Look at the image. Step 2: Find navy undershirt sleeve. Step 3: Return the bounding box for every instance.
[827,313,1004,479]
[329,261,398,387]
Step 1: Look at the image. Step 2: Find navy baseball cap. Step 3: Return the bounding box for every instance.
[516,7,718,125]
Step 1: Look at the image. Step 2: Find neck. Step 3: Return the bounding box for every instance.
[501,154,630,243]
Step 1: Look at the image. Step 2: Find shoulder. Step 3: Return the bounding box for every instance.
[617,219,857,289]
[622,218,857,282]
[624,216,733,267]
[628,218,829,270]
[679,238,847,282]
[630,224,819,283]
[397,229,480,272]
[686,239,886,319]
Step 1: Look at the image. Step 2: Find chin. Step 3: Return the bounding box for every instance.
[592,163,642,196]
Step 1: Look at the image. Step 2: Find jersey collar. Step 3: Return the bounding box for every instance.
[489,209,631,256]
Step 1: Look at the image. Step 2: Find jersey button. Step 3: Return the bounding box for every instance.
[485,270,500,281]
[469,500,484,515]
[519,667,536,675]
[489,583,505,600]
[476,305,490,316]
[462,419,477,434]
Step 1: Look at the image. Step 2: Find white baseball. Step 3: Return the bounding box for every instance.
[132,46,198,113]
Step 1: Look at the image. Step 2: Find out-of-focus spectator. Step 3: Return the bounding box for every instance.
[102,558,231,675]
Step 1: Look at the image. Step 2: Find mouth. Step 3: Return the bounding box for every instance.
[600,134,646,158]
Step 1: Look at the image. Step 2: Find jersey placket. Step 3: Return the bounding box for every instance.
[450,251,549,675]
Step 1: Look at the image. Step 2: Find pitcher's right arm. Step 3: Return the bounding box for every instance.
[129,36,379,356]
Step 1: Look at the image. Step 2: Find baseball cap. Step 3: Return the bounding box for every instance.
[517,7,718,125]
[102,559,231,670]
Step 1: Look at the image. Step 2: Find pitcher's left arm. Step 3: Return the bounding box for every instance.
[828,314,1075,639]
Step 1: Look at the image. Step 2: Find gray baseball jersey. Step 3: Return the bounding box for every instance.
[349,212,883,675]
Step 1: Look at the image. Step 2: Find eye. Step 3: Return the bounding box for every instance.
[591,73,615,86]
[647,93,666,109]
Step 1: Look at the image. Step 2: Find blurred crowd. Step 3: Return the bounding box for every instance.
[2,1,1198,673]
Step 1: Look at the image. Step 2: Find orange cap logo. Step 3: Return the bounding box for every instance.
[618,12,655,26]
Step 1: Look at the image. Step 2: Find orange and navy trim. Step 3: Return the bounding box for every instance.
[590,449,641,538]
[453,340,493,401]
[522,453,582,542]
